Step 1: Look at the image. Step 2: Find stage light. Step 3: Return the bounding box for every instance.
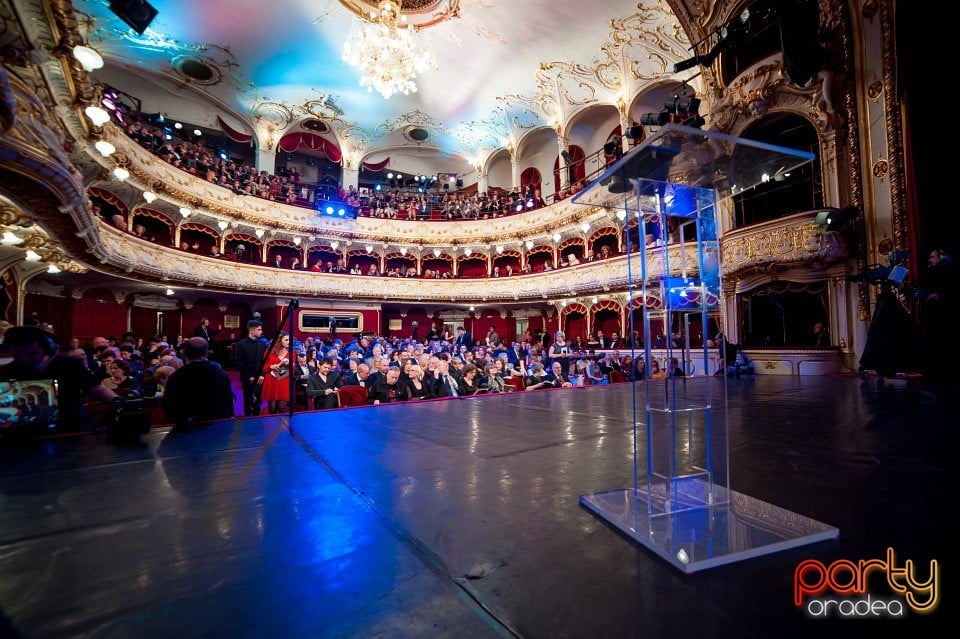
[109,0,158,35]
[640,112,669,126]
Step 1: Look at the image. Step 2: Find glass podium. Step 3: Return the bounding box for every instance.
[572,124,838,573]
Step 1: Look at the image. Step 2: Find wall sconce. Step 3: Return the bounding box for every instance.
[95,141,116,157]
[552,233,561,243]
[113,167,129,180]
[72,45,103,72]
[365,244,373,253]
[433,248,441,257]
[331,241,339,250]
[179,207,191,218]
[525,240,534,249]
[255,229,265,238]
[85,106,110,127]
[217,221,228,230]
[464,248,472,256]
[142,191,157,203]
[1,231,24,245]
[495,245,504,254]
[293,237,302,246]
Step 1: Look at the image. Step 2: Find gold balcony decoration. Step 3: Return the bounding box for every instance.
[340,0,442,99]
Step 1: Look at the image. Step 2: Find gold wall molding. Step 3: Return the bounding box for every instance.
[719,211,847,281]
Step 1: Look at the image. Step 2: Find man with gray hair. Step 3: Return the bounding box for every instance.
[163,337,234,426]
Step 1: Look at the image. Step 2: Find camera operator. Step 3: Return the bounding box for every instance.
[0,326,119,433]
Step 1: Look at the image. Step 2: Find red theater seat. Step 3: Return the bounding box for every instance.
[337,385,369,408]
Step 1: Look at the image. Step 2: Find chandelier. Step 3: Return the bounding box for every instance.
[341,0,437,99]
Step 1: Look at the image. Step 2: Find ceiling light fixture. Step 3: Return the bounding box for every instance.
[142,190,157,203]
[341,0,437,99]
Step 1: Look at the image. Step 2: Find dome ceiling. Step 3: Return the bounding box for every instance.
[77,0,691,159]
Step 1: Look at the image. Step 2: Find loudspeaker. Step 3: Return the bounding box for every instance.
[779,0,821,86]
[109,0,158,35]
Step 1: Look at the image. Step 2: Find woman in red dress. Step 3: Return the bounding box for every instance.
[261,333,292,414]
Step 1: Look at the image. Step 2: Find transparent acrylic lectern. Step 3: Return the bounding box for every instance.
[572,124,838,573]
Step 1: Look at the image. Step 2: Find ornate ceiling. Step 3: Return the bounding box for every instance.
[71,0,694,161]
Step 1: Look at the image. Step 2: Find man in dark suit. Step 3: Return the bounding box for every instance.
[452,326,470,349]
[163,337,234,426]
[342,363,371,388]
[305,357,341,410]
[608,331,621,349]
[194,318,221,341]
[545,361,574,389]
[429,359,460,398]
[233,319,267,416]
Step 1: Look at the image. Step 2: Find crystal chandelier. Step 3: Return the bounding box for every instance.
[341,0,436,99]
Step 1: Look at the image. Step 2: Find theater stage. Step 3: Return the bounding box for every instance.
[0,377,953,638]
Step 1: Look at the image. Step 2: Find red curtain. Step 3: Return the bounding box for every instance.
[278,132,342,163]
[218,116,253,143]
[362,157,390,171]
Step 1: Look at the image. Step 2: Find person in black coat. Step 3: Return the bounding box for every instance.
[367,367,404,404]
[163,337,235,427]
[454,326,472,350]
[305,357,342,409]
[233,320,268,416]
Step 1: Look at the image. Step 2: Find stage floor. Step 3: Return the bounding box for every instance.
[0,377,954,638]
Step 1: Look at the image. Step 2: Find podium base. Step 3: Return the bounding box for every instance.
[580,480,838,573]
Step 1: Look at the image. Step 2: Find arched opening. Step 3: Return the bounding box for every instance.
[732,113,823,228]
[737,282,829,347]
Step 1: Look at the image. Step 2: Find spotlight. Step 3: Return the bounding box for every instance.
[639,112,669,126]
[606,173,632,194]
[664,96,700,114]
[109,0,159,35]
